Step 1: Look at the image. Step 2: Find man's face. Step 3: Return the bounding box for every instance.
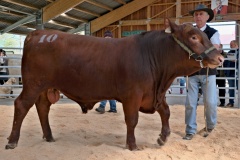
[193,11,209,28]
[230,41,238,49]
[216,0,221,6]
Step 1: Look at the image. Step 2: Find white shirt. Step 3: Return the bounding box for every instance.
[199,25,221,45]
[0,56,7,73]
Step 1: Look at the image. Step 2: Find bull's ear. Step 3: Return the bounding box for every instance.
[164,18,178,33]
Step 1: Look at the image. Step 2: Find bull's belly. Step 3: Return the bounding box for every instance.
[139,94,156,114]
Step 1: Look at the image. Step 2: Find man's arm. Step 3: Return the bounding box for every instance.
[210,31,221,50]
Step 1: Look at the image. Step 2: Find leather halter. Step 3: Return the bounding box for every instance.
[172,34,216,68]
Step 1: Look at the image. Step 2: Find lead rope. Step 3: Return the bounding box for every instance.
[203,67,209,137]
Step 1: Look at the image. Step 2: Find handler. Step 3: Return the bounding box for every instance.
[183,4,221,140]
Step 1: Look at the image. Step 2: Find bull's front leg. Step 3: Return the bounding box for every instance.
[122,99,141,151]
[6,94,34,149]
[156,98,171,146]
[35,91,55,142]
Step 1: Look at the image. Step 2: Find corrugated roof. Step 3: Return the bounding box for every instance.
[0,0,133,35]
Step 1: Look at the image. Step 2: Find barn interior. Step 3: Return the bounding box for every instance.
[0,0,240,105]
[0,0,239,38]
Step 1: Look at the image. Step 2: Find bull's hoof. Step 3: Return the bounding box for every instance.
[43,135,55,142]
[5,143,17,149]
[157,137,165,146]
[46,138,55,142]
[126,144,139,151]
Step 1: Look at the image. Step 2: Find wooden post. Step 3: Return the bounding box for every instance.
[176,0,181,24]
[118,21,122,38]
[147,5,151,31]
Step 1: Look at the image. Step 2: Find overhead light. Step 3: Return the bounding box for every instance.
[27,27,35,30]
[0,8,8,12]
[65,8,72,12]
[61,13,67,16]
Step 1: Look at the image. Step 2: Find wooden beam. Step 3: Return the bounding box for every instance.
[91,0,157,33]
[0,11,25,17]
[151,0,210,6]
[60,13,88,23]
[73,7,100,17]
[0,19,36,30]
[181,0,210,3]
[86,0,113,11]
[214,13,240,22]
[48,20,76,28]
[151,3,175,6]
[114,0,126,5]
[179,13,240,23]
[42,0,85,23]
[1,0,39,10]
[151,3,176,19]
[229,1,240,8]
[0,4,33,15]
[112,19,164,26]
[45,0,100,17]
[107,12,240,27]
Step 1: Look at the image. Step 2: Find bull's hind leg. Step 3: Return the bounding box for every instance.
[35,91,55,142]
[156,98,171,146]
[5,91,38,149]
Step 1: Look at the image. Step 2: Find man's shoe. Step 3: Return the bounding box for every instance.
[206,128,213,133]
[180,89,183,94]
[183,134,194,140]
[107,109,117,113]
[168,89,172,94]
[95,107,105,114]
[218,103,225,107]
[225,103,234,108]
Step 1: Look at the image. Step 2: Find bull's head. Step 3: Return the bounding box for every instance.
[164,18,224,69]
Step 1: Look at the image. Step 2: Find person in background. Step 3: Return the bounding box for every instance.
[95,30,117,114]
[95,100,117,114]
[216,44,228,107]
[213,0,228,15]
[179,78,185,94]
[225,40,239,108]
[0,49,9,85]
[183,4,221,140]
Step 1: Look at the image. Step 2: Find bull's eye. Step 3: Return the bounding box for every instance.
[192,36,197,40]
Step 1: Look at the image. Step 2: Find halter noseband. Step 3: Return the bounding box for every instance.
[172,34,216,68]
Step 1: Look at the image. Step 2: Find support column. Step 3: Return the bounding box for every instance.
[147,5,151,31]
[175,0,181,24]
[36,10,44,30]
[84,23,91,35]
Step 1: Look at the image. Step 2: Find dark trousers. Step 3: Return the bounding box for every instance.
[0,72,8,85]
[216,79,226,104]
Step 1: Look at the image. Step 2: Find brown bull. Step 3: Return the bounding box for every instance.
[6,19,223,150]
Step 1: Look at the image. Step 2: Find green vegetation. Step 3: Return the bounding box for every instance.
[0,33,26,54]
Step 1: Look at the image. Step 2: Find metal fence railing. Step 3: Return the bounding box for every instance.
[166,48,239,108]
[1,48,239,108]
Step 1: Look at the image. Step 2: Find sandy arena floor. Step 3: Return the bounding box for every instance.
[0,99,240,160]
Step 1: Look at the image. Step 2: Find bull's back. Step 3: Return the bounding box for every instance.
[22,30,147,97]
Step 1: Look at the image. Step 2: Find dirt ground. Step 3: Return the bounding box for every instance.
[0,100,240,160]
